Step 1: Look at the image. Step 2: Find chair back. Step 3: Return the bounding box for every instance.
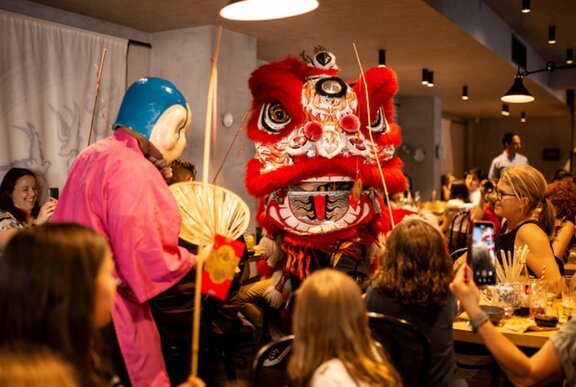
[368,312,431,387]
[252,334,294,387]
[448,210,470,252]
[450,247,468,262]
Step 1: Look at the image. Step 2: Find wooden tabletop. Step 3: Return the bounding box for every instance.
[453,319,556,349]
[564,263,576,275]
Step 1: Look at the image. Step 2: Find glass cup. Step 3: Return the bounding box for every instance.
[561,275,576,322]
[243,231,255,252]
[487,283,521,319]
[528,280,548,321]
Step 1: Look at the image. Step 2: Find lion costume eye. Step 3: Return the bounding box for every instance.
[368,107,389,133]
[259,101,291,133]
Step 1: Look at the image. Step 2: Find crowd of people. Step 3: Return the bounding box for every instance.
[2,75,576,387]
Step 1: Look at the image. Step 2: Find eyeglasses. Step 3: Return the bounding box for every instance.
[494,187,516,201]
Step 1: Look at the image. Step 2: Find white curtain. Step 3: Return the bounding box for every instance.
[0,10,127,195]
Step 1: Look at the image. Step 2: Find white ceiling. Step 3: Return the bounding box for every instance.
[24,0,576,119]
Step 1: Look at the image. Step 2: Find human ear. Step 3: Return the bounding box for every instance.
[149,105,188,157]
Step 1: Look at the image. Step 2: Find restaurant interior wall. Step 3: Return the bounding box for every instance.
[469,116,572,182]
[440,118,466,185]
[397,96,442,202]
[0,0,259,230]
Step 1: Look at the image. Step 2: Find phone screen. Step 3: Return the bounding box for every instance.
[48,187,59,200]
[469,221,496,285]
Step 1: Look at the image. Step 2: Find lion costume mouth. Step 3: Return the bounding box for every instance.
[267,176,375,235]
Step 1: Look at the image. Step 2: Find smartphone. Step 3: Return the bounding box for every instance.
[468,220,497,285]
[48,187,59,200]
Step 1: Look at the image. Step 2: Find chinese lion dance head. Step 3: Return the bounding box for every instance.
[245,48,408,285]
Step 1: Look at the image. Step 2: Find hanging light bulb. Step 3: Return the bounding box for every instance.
[548,26,556,45]
[427,71,434,88]
[462,86,469,101]
[521,0,530,13]
[520,111,527,123]
[501,104,510,116]
[220,0,319,21]
[378,49,386,67]
[567,49,574,65]
[421,69,429,85]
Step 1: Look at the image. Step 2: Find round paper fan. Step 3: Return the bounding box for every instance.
[169,181,250,246]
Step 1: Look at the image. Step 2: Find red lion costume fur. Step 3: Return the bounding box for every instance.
[244,49,411,306]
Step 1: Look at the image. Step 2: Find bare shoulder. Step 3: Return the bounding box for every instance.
[516,223,549,245]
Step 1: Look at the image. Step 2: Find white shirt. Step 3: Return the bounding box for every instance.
[488,151,529,179]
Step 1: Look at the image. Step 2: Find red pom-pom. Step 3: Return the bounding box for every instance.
[340,114,360,133]
[304,121,323,141]
[256,259,274,278]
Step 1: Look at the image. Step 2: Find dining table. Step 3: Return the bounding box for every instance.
[453,318,556,349]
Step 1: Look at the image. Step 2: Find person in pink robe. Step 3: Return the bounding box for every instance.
[53,78,196,386]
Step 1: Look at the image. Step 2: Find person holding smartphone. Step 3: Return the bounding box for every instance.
[0,167,58,249]
[451,263,576,386]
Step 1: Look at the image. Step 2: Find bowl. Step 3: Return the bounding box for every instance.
[534,314,558,328]
[480,305,506,325]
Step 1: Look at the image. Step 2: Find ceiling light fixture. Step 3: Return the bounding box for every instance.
[567,49,574,65]
[521,0,530,13]
[220,0,319,21]
[548,26,556,45]
[462,86,469,100]
[421,69,429,85]
[378,49,386,67]
[427,71,434,88]
[501,70,534,103]
[520,111,527,123]
[501,104,510,116]
[501,60,576,103]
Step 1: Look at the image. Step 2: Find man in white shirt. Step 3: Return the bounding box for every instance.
[488,132,528,179]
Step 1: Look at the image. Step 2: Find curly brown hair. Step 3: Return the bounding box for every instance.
[371,218,453,309]
[546,180,576,222]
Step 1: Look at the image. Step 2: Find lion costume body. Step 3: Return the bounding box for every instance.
[244,49,410,306]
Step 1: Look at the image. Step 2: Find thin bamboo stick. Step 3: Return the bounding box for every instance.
[88,48,107,147]
[352,43,395,229]
[191,25,223,378]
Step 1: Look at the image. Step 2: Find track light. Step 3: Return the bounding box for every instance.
[378,49,386,67]
[427,71,434,87]
[521,112,527,123]
[501,104,510,116]
[567,49,574,65]
[462,86,469,101]
[548,26,556,45]
[220,0,319,21]
[421,69,429,85]
[521,0,530,13]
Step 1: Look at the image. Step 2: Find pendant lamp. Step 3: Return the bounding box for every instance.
[220,0,319,21]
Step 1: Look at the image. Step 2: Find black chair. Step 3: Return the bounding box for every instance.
[367,312,431,387]
[450,247,468,262]
[448,210,471,253]
[252,334,294,387]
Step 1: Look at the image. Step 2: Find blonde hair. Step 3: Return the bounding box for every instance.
[371,218,453,309]
[288,269,401,386]
[0,347,78,387]
[500,165,555,239]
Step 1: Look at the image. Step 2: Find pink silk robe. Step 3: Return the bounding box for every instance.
[53,130,195,386]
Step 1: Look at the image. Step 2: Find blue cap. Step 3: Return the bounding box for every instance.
[114,77,188,139]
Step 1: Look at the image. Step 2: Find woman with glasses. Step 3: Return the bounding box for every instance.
[493,165,562,290]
